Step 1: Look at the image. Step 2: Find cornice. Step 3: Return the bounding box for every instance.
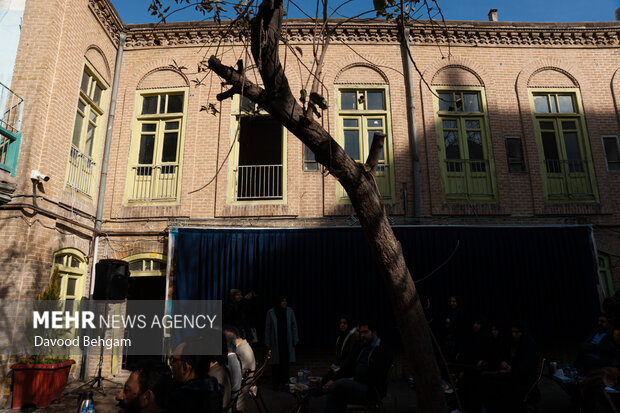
[88,0,124,46]
[109,14,620,49]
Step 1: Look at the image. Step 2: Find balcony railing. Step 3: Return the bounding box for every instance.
[235,164,283,200]
[543,159,596,200]
[0,82,24,175]
[444,159,494,199]
[66,146,96,196]
[129,164,179,201]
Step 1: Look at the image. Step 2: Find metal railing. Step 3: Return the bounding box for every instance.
[66,146,96,196]
[444,159,494,198]
[129,164,179,201]
[0,82,24,173]
[0,81,23,134]
[543,159,596,199]
[235,164,283,200]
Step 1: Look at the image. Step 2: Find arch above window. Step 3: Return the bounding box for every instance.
[432,66,483,87]
[124,253,167,277]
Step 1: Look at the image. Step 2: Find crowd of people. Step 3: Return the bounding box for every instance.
[435,296,620,413]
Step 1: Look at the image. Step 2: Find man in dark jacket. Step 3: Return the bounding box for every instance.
[323,320,392,413]
[576,314,618,375]
[167,338,223,413]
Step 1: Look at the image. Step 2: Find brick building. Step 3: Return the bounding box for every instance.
[1,0,620,398]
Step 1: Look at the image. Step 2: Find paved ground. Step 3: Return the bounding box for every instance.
[3,372,576,413]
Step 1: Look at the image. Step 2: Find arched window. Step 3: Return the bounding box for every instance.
[124,253,167,277]
[51,248,87,309]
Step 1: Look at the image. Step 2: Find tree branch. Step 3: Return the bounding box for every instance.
[366,132,386,172]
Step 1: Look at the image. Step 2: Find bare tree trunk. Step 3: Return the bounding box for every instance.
[209,0,448,411]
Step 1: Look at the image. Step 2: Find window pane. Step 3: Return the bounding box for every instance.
[162,132,178,162]
[541,131,559,160]
[239,96,254,113]
[367,119,383,128]
[303,145,316,161]
[463,93,479,112]
[558,95,574,113]
[550,96,558,113]
[539,121,554,130]
[54,255,65,265]
[70,256,80,268]
[443,130,460,160]
[66,278,77,297]
[152,261,165,271]
[343,119,358,128]
[465,120,480,129]
[439,93,455,111]
[167,94,184,113]
[344,130,360,160]
[85,122,95,156]
[142,96,157,114]
[92,83,102,106]
[165,121,180,130]
[561,121,576,130]
[138,134,155,164]
[77,100,86,113]
[142,123,157,132]
[442,119,457,129]
[159,96,166,114]
[72,112,84,147]
[505,137,525,172]
[467,131,484,160]
[367,130,384,161]
[603,137,620,170]
[533,96,549,113]
[366,91,384,110]
[341,92,357,110]
[80,71,90,93]
[563,132,582,161]
[129,261,143,272]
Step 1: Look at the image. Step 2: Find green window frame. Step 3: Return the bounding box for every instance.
[124,253,167,277]
[529,89,598,202]
[66,63,108,198]
[433,87,497,203]
[125,88,188,205]
[598,252,614,298]
[335,85,395,203]
[51,248,87,310]
[227,95,287,204]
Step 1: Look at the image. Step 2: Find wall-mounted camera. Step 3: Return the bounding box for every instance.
[30,170,50,182]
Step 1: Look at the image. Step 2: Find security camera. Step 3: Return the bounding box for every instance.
[30,170,50,182]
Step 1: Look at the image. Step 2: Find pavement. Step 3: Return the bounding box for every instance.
[3,372,576,413]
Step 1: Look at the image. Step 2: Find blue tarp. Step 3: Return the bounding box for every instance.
[173,225,600,347]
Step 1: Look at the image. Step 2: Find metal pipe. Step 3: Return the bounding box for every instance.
[95,32,126,230]
[400,24,422,218]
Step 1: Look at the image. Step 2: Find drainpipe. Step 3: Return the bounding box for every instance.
[95,31,126,231]
[83,31,126,380]
[400,23,421,218]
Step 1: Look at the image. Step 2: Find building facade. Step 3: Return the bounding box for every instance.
[1,0,620,401]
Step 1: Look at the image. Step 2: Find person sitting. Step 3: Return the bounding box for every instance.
[224,325,256,412]
[225,333,242,412]
[322,320,392,413]
[489,321,539,413]
[576,314,618,376]
[168,338,222,413]
[208,334,233,413]
[116,361,171,413]
[455,319,488,413]
[321,317,359,386]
